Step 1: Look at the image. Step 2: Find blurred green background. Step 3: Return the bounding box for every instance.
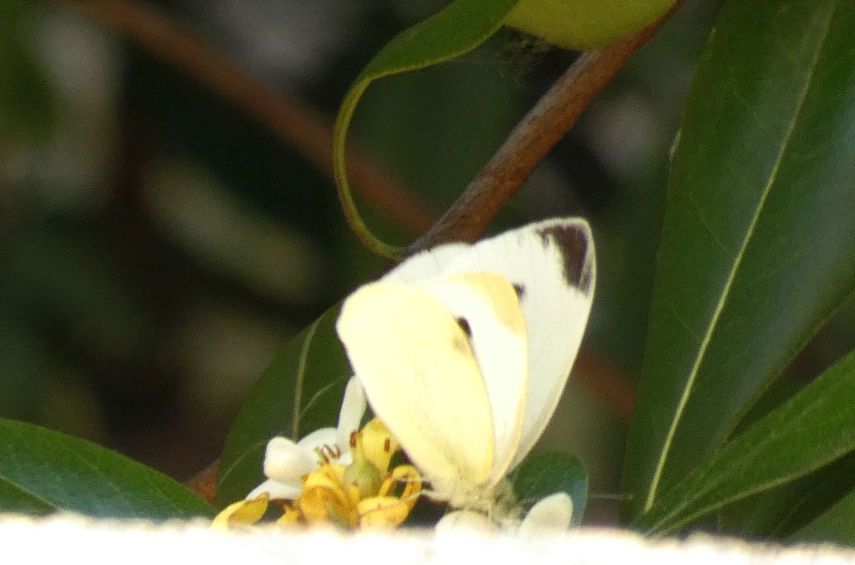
[2,0,850,524]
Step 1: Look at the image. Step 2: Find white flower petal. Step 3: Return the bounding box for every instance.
[246,478,302,501]
[297,427,354,464]
[517,492,573,537]
[297,427,337,450]
[263,436,319,481]
[336,376,366,450]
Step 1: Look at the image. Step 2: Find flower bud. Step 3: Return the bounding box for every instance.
[504,0,674,51]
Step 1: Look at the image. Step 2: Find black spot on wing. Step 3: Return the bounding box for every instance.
[512,283,526,300]
[454,318,478,356]
[537,224,593,293]
[455,317,472,337]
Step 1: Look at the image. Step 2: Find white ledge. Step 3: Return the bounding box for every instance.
[1,514,852,564]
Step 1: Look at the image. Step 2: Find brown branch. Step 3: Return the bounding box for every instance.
[407,9,677,253]
[186,460,218,504]
[58,0,434,235]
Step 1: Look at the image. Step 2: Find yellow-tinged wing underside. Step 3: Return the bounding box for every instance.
[337,274,526,494]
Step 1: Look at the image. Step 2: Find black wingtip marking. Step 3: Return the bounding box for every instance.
[512,283,526,300]
[536,224,593,293]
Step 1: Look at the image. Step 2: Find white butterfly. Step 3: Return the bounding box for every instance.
[336,218,595,519]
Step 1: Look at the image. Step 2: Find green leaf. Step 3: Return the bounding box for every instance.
[790,486,855,545]
[623,0,855,519]
[0,478,53,515]
[216,306,351,506]
[0,418,213,519]
[716,451,855,539]
[0,0,57,140]
[511,452,588,525]
[332,0,519,257]
[634,349,855,534]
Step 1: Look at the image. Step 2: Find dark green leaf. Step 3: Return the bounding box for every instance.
[624,0,855,519]
[0,323,52,418]
[511,452,587,525]
[332,0,518,254]
[634,349,855,534]
[0,418,213,519]
[216,306,351,506]
[0,477,53,515]
[0,0,56,140]
[790,487,855,545]
[716,452,855,539]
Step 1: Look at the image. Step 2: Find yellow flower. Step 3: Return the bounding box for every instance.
[298,419,422,528]
[212,493,270,530]
[212,492,303,530]
[213,418,422,530]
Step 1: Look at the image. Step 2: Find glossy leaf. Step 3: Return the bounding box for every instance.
[790,486,855,545]
[624,0,855,518]
[716,451,855,539]
[332,0,518,256]
[215,306,351,506]
[511,452,588,525]
[0,419,213,519]
[634,349,855,534]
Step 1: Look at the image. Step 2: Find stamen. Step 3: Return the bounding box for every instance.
[315,444,342,464]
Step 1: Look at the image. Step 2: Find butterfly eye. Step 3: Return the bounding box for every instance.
[455,317,472,337]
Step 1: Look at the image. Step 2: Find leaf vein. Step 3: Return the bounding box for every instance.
[641,4,836,513]
[291,317,322,440]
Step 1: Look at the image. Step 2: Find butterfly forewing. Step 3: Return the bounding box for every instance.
[337,281,496,492]
[384,243,470,284]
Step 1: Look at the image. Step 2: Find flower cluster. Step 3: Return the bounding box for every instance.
[214,379,421,530]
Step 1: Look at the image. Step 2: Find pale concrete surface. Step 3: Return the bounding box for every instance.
[0,514,852,564]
